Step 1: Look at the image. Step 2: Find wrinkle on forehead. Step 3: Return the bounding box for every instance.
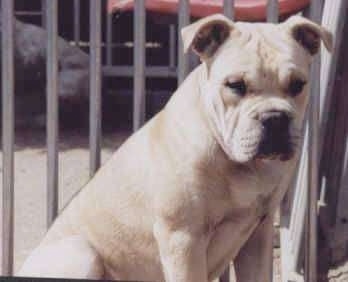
[236,22,295,55]
[209,22,311,90]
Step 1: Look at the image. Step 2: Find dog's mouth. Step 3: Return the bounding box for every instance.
[253,110,299,162]
[256,132,295,162]
[230,113,300,163]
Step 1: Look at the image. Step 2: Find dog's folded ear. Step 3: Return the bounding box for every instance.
[285,15,333,55]
[181,14,234,60]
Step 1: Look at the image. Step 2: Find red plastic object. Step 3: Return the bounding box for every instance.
[107,0,310,21]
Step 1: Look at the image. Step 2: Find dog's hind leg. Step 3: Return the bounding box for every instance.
[17,235,104,280]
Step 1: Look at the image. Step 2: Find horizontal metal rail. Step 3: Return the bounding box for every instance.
[15,11,43,16]
[103,65,177,78]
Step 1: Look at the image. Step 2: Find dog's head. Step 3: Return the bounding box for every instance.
[182,14,332,163]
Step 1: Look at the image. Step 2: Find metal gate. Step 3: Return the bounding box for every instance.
[0,0,338,281]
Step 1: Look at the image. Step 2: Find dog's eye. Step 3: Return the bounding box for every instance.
[225,80,247,96]
[288,79,306,97]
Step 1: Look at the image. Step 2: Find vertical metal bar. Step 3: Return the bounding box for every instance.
[319,0,346,160]
[133,0,146,131]
[46,0,59,228]
[267,0,279,23]
[304,211,310,282]
[305,1,323,280]
[41,0,47,28]
[89,0,102,175]
[223,0,235,20]
[177,0,190,84]
[74,0,80,46]
[1,0,14,275]
[218,3,235,282]
[169,24,176,69]
[106,13,113,66]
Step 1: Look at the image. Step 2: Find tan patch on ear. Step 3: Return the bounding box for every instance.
[181,14,234,60]
[292,24,320,55]
[192,22,231,60]
[285,15,333,54]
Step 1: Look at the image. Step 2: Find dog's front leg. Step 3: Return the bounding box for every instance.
[154,220,208,282]
[234,215,274,282]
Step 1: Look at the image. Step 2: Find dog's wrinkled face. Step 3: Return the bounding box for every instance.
[182,14,332,163]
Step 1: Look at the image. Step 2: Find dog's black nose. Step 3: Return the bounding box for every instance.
[260,111,290,132]
[257,110,293,160]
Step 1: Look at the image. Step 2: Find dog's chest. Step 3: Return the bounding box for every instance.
[204,194,272,279]
[203,161,287,277]
[204,184,271,242]
[207,161,284,222]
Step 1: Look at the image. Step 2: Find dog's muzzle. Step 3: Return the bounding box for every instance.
[257,110,294,161]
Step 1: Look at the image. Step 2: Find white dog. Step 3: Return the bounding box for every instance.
[19,14,332,282]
